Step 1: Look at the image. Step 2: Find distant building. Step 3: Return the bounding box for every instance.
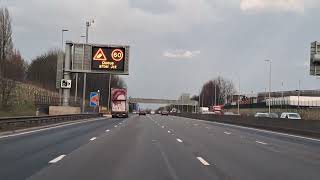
[258,90,320,102]
[227,90,320,108]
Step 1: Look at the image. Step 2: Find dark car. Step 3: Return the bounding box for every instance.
[161,110,169,116]
[139,111,146,116]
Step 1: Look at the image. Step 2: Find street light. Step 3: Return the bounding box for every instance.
[60,29,69,106]
[264,59,272,114]
[238,77,240,115]
[61,29,69,49]
[85,20,94,43]
[82,20,94,113]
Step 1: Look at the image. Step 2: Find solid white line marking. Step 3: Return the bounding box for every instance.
[90,137,97,141]
[197,157,210,166]
[49,155,66,164]
[168,131,171,133]
[106,129,110,132]
[176,138,183,143]
[256,141,267,145]
[188,118,320,142]
[0,118,105,139]
[224,132,231,135]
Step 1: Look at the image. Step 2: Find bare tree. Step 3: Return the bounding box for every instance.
[0,7,13,77]
[199,76,236,107]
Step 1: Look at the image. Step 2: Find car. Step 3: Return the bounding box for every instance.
[254,112,270,118]
[150,111,155,115]
[161,110,169,116]
[254,112,279,118]
[213,111,223,115]
[268,113,279,118]
[280,112,302,120]
[139,111,146,116]
[224,112,237,116]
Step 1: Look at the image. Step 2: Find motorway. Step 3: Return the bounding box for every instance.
[0,115,319,180]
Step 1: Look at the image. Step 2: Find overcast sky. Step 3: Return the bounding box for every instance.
[2,0,320,101]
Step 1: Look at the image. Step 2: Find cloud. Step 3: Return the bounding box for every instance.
[163,49,200,59]
[240,0,305,13]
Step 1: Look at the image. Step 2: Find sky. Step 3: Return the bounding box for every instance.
[2,0,320,101]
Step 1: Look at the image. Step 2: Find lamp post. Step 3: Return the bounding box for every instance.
[264,59,272,114]
[61,29,69,49]
[298,80,301,108]
[281,81,284,109]
[214,82,217,106]
[107,74,112,113]
[82,20,94,113]
[238,77,240,115]
[60,29,69,106]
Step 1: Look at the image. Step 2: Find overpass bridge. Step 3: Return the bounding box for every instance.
[128,98,198,106]
[129,98,198,106]
[128,97,198,112]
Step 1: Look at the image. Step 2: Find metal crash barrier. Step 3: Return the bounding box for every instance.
[0,113,102,132]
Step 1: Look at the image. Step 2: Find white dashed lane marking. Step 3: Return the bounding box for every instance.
[90,137,97,141]
[224,132,231,135]
[176,138,183,143]
[197,157,210,166]
[49,155,66,164]
[256,141,268,145]
[106,129,110,132]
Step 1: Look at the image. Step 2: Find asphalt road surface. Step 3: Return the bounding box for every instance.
[0,115,319,180]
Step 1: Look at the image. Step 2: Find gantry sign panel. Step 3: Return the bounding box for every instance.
[70,42,129,75]
[92,46,126,72]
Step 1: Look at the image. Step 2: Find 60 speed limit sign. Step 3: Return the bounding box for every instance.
[111,49,124,62]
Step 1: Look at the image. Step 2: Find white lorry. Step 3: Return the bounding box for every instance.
[111,88,129,118]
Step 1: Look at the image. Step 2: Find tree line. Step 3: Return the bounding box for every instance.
[0,7,125,109]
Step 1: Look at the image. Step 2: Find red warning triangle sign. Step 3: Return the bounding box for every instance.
[93,48,107,61]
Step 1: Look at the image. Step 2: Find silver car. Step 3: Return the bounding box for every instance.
[280,112,302,120]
